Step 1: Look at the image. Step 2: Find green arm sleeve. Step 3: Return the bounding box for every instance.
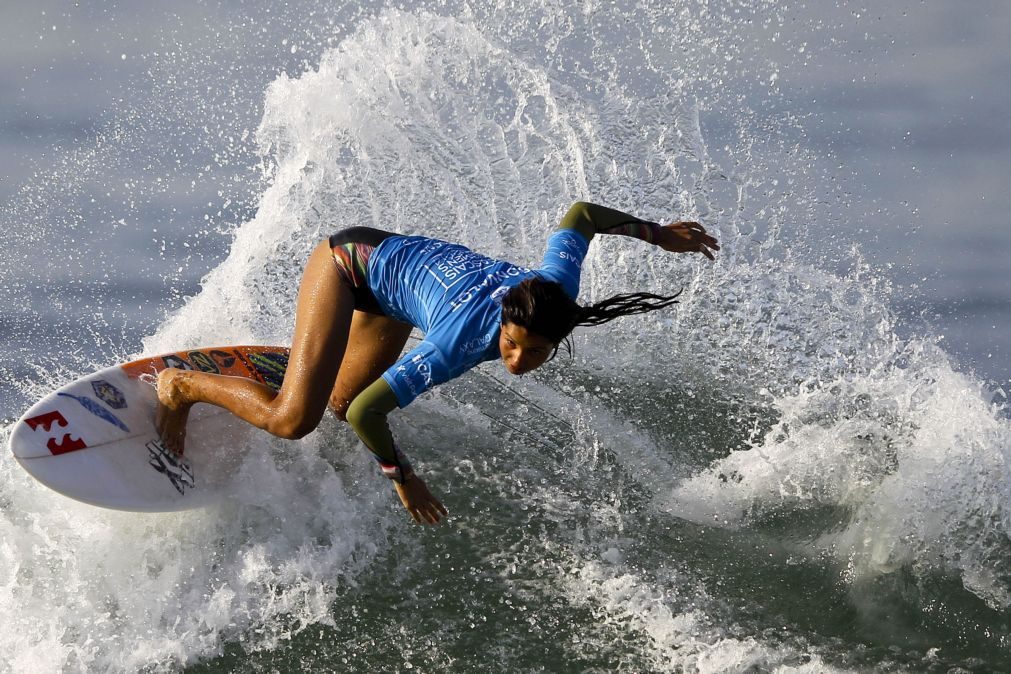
[557,201,662,244]
[345,377,414,484]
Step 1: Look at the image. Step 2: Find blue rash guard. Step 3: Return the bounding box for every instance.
[366,229,589,407]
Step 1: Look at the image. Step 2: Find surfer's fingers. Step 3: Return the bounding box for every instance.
[690,230,719,249]
[424,501,444,524]
[425,491,448,515]
[413,506,436,525]
[677,223,720,247]
[669,221,712,240]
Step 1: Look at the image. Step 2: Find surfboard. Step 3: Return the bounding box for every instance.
[6,345,290,512]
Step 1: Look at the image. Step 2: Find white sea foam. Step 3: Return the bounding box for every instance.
[0,422,391,671]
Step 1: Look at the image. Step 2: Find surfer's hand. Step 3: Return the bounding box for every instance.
[656,221,719,260]
[394,473,449,525]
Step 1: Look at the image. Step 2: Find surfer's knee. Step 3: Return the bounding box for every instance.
[264,405,323,440]
[328,396,350,422]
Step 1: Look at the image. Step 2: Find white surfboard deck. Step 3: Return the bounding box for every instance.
[7,345,289,512]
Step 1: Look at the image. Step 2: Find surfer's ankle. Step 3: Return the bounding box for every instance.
[158,368,194,410]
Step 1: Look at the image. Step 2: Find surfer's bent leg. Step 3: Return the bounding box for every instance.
[328,309,412,421]
[156,238,360,451]
[325,227,412,420]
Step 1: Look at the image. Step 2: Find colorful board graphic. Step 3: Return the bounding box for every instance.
[7,345,289,512]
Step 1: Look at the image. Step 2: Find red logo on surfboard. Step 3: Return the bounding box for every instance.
[24,410,88,455]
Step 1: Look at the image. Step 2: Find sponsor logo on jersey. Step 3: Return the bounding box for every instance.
[558,250,583,267]
[411,353,433,386]
[490,284,511,304]
[460,333,494,356]
[423,247,496,290]
[395,364,418,396]
[396,351,435,398]
[559,231,586,251]
[449,265,526,311]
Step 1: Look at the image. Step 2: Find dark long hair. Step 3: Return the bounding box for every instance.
[500,277,682,357]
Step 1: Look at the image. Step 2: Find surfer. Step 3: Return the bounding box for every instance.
[156,202,718,524]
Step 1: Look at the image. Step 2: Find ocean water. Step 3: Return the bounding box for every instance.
[2,1,1010,672]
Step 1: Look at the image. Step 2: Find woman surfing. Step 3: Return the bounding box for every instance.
[155,202,719,524]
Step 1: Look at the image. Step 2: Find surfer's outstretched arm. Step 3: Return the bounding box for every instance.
[558,201,719,259]
[345,378,448,525]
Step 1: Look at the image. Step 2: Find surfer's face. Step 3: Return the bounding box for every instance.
[499,322,554,375]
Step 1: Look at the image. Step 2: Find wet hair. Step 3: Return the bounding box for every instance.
[500,277,682,358]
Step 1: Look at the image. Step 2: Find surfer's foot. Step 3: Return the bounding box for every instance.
[156,368,193,455]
